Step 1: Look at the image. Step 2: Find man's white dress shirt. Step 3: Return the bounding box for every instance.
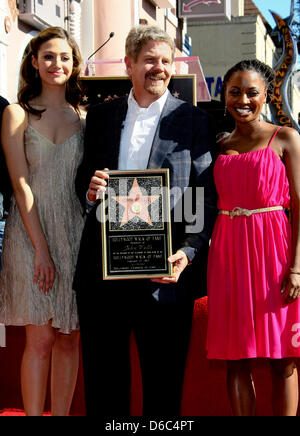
[118,88,169,170]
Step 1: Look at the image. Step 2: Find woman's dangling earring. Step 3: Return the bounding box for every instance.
[224,106,227,117]
[35,69,39,79]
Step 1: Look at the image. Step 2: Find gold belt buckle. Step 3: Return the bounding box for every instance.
[229,207,252,219]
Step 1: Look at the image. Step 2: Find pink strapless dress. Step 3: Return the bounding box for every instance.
[206,129,300,359]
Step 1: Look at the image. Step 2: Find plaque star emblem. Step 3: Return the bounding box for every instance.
[113,178,159,227]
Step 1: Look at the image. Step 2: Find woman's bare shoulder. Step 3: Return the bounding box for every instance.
[277,126,299,152]
[3,103,27,125]
[79,107,87,121]
[277,125,299,141]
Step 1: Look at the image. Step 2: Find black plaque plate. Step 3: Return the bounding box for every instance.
[100,169,173,279]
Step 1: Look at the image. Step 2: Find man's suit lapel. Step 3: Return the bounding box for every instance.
[147,94,182,169]
[108,97,128,169]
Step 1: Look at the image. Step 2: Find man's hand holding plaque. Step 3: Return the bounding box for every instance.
[87,168,109,202]
[151,249,189,284]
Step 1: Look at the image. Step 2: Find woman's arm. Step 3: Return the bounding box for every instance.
[281,127,300,301]
[1,104,55,294]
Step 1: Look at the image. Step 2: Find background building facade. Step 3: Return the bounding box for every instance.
[0,0,189,102]
[0,0,299,128]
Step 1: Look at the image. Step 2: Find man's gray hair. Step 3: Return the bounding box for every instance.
[125,25,176,62]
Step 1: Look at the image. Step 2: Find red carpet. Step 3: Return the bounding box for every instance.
[0,297,299,416]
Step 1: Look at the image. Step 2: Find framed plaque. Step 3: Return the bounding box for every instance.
[100,169,173,280]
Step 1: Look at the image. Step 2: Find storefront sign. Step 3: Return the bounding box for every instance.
[178,0,231,21]
[205,76,223,98]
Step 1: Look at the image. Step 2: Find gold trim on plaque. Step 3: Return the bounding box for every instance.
[100,169,173,280]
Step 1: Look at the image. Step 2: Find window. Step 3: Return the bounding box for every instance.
[56,5,61,17]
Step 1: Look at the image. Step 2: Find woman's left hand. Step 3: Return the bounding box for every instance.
[150,250,189,284]
[281,272,300,303]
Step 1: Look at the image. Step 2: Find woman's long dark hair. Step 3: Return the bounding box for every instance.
[18,26,83,116]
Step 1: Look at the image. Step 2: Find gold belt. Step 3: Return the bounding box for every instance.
[219,206,283,219]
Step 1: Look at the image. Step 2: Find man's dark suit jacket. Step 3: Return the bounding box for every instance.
[74,93,217,302]
[0,96,11,215]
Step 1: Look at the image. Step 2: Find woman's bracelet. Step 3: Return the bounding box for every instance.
[289,268,300,275]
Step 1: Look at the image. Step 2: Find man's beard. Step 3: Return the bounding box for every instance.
[145,73,168,95]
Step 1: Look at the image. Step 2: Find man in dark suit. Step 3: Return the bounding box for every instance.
[0,96,10,272]
[74,25,217,416]
[0,95,10,218]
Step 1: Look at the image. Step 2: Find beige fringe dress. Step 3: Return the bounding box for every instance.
[0,122,85,334]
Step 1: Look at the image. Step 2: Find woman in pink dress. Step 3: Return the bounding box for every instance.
[206,60,300,416]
